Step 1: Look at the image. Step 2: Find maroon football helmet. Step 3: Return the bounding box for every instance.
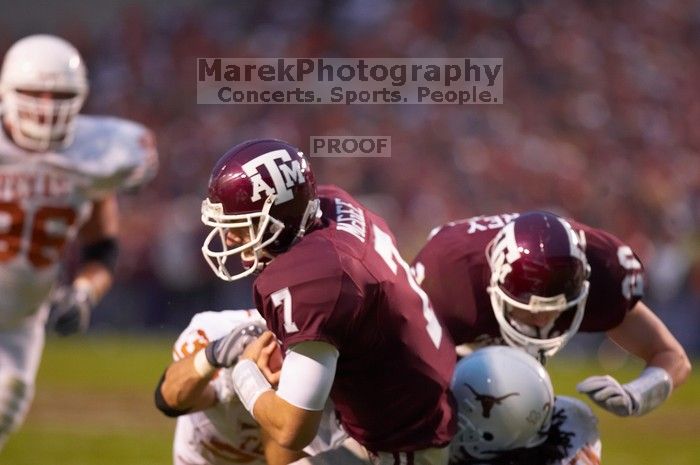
[486,211,590,360]
[201,139,319,281]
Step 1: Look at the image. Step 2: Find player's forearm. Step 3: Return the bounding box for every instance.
[160,352,217,412]
[73,262,113,304]
[261,428,308,465]
[253,391,320,450]
[75,194,120,303]
[234,338,328,449]
[607,301,691,389]
[646,346,691,388]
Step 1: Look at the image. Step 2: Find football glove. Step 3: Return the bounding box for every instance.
[576,367,672,417]
[204,321,266,368]
[48,285,94,336]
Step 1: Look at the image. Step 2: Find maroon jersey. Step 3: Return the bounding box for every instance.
[254,185,457,452]
[412,213,645,346]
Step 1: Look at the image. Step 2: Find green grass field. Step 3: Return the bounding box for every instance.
[2,335,699,464]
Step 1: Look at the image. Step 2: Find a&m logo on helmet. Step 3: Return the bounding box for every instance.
[488,214,586,287]
[243,149,307,204]
[488,220,521,285]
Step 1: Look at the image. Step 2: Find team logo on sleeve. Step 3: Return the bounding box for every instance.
[242,149,307,204]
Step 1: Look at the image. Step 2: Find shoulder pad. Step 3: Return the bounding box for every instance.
[257,233,344,294]
[46,115,158,197]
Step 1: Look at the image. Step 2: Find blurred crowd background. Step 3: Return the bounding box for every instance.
[2,0,699,353]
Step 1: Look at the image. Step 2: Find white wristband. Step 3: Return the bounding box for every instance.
[624,367,673,416]
[231,359,272,417]
[193,349,216,378]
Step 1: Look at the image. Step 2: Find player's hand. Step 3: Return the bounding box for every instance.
[576,375,637,416]
[48,285,94,336]
[204,321,266,368]
[241,331,283,386]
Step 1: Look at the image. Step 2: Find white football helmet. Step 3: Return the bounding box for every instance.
[0,34,88,151]
[450,346,555,460]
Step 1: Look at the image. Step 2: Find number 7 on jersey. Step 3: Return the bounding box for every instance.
[373,225,443,348]
[269,225,443,348]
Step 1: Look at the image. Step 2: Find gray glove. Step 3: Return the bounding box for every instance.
[48,285,93,336]
[205,321,266,368]
[577,368,672,417]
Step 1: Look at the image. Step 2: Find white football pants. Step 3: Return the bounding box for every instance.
[0,306,47,451]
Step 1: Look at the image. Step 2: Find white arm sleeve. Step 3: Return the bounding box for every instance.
[624,366,673,416]
[276,341,339,411]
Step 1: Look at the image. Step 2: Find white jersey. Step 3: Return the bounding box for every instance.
[0,113,157,327]
[172,310,347,465]
[554,397,601,465]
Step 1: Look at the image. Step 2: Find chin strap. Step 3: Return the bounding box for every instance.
[294,199,320,242]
